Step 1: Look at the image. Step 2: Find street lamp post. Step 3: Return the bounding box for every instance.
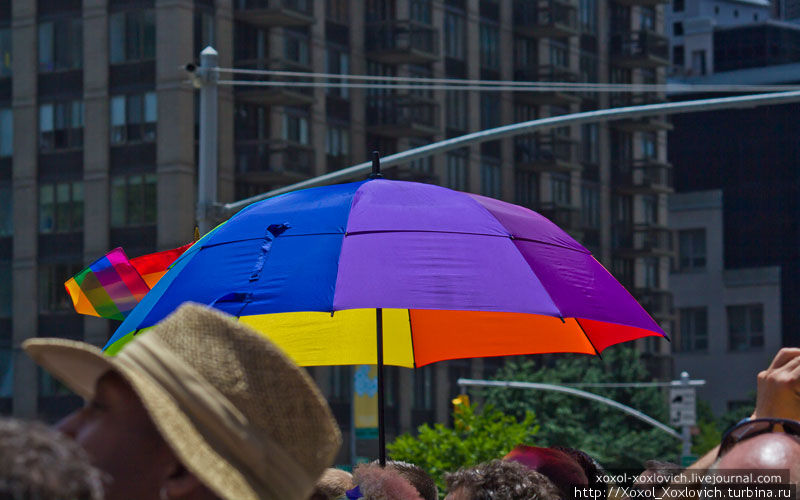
[196,46,219,235]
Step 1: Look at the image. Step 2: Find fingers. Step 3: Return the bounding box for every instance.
[768,348,800,370]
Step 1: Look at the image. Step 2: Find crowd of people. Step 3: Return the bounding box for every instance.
[2,302,799,499]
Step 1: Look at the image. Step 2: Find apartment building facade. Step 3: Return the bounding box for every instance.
[2,0,672,462]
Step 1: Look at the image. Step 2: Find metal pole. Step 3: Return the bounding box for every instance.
[376,308,386,466]
[222,89,800,214]
[197,46,219,235]
[680,371,693,457]
[457,378,683,440]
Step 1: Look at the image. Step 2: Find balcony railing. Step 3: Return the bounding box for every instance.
[514,65,580,105]
[515,132,580,171]
[609,30,669,67]
[633,224,674,255]
[614,159,673,193]
[365,20,440,64]
[234,58,314,106]
[234,0,314,27]
[634,288,674,320]
[514,0,579,38]
[609,94,672,131]
[367,94,440,137]
[536,202,581,230]
[235,140,314,181]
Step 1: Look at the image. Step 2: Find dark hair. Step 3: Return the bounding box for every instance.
[445,459,561,500]
[0,418,106,500]
[369,460,437,500]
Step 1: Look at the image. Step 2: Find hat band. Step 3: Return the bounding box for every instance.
[116,334,313,499]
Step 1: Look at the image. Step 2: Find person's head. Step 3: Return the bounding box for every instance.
[0,417,106,500]
[351,463,424,500]
[504,445,590,497]
[444,459,561,500]
[24,302,342,500]
[369,461,437,500]
[714,431,800,483]
[309,468,355,500]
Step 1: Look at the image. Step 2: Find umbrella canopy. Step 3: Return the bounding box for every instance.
[105,178,666,364]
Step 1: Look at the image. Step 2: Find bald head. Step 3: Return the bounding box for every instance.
[715,433,800,484]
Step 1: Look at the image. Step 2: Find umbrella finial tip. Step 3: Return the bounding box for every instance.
[369,151,384,179]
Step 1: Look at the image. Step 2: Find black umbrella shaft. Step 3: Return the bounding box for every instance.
[377,307,386,466]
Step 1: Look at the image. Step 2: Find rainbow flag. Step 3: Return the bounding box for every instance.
[130,242,194,288]
[64,248,150,321]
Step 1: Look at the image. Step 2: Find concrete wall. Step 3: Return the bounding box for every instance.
[669,190,781,415]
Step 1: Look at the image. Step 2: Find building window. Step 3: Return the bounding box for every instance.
[754,13,759,20]
[727,304,764,351]
[642,132,657,158]
[235,103,269,142]
[410,0,432,23]
[642,194,658,224]
[110,174,157,228]
[0,261,9,318]
[326,125,350,169]
[549,41,569,68]
[580,0,598,33]
[413,365,434,410]
[285,28,310,67]
[644,256,660,287]
[109,10,156,64]
[446,90,468,132]
[613,257,634,288]
[678,229,706,271]
[515,170,538,206]
[581,183,599,227]
[325,45,350,99]
[640,7,655,30]
[444,9,466,60]
[581,124,599,164]
[39,18,82,72]
[39,100,84,152]
[673,45,685,66]
[0,28,10,78]
[734,9,739,17]
[0,184,10,237]
[38,263,83,313]
[282,109,310,145]
[409,139,432,174]
[39,182,83,234]
[674,0,685,11]
[326,0,349,23]
[479,22,499,70]
[480,93,500,130]
[679,307,708,352]
[481,159,501,198]
[0,108,11,158]
[446,150,468,191]
[551,173,571,206]
[110,92,157,145]
[692,50,707,75]
[673,22,684,36]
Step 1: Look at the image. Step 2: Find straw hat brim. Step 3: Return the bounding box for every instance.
[24,338,260,500]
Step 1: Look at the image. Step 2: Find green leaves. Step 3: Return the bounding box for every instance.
[481,347,681,469]
[387,402,540,497]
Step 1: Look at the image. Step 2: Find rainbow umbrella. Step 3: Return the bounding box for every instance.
[105,174,667,462]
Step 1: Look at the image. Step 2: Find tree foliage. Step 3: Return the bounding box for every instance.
[480,346,681,469]
[387,402,539,496]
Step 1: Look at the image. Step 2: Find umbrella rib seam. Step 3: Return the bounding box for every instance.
[344,229,591,253]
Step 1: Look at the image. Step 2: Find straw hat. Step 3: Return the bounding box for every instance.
[23,302,342,500]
